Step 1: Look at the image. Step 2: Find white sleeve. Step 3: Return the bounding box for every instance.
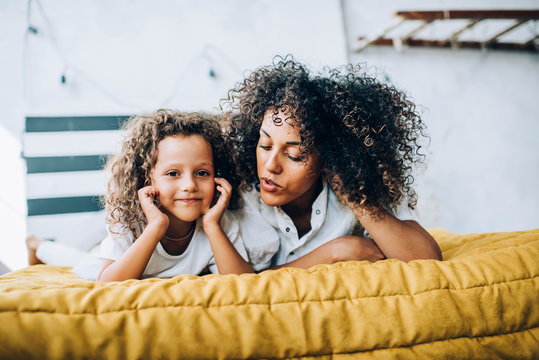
[208,211,248,274]
[100,223,136,261]
[234,190,280,272]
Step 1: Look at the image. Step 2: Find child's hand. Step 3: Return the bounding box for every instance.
[138,186,169,230]
[202,178,231,229]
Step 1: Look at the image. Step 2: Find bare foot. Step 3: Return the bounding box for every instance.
[26,234,45,265]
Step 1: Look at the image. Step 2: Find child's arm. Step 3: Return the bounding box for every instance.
[202,178,253,275]
[97,187,168,282]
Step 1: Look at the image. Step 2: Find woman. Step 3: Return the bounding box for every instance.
[222,57,442,270]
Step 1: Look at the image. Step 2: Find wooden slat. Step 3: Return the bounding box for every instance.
[396,10,539,21]
[371,38,538,51]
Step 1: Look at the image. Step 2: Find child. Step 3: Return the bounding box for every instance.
[96,109,253,281]
[223,57,442,268]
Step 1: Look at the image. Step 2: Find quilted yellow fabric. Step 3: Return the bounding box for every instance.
[0,228,537,359]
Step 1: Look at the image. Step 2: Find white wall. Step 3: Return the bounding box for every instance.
[1,0,537,271]
[344,0,539,233]
[0,0,347,270]
[0,0,27,271]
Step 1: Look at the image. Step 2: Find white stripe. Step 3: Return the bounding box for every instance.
[27,210,107,251]
[23,130,125,157]
[26,171,107,199]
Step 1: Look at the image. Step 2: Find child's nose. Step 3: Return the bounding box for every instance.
[180,175,197,191]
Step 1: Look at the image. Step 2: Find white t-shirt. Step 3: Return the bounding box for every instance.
[235,182,358,269]
[101,211,247,278]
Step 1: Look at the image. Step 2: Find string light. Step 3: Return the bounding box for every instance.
[24,0,242,109]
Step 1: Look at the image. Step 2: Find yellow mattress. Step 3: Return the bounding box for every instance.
[0,228,537,359]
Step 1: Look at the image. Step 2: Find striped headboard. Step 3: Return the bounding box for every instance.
[24,116,129,251]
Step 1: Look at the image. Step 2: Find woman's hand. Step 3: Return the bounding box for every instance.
[138,186,169,230]
[202,178,231,229]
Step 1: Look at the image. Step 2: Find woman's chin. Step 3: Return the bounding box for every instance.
[260,191,287,207]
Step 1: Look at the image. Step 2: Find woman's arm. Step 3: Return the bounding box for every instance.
[203,178,254,275]
[352,207,442,261]
[269,236,386,270]
[329,175,442,262]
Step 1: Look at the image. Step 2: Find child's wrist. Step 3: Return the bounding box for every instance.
[145,222,167,238]
[202,221,223,233]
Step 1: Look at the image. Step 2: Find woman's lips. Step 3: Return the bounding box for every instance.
[261,178,281,192]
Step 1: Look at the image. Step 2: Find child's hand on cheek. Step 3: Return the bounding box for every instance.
[202,178,231,229]
[138,186,169,230]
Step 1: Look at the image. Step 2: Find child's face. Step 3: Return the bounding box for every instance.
[150,135,215,223]
[256,109,322,208]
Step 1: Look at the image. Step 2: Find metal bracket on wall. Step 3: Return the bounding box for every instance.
[356,10,539,52]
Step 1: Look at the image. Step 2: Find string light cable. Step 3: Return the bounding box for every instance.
[23,0,242,110]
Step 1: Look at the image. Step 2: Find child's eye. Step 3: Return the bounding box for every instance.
[166,171,179,177]
[196,170,210,177]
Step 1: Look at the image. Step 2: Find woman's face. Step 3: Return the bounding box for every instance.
[256,109,322,209]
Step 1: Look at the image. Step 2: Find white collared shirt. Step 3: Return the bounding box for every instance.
[236,182,358,269]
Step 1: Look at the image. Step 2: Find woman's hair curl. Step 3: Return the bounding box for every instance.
[222,57,427,215]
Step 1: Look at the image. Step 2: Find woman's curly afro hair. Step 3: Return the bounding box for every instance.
[103,109,240,235]
[222,56,426,215]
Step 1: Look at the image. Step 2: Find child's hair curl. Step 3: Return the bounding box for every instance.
[222,56,426,215]
[103,109,240,234]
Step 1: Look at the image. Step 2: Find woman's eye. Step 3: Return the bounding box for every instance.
[259,145,271,150]
[287,154,302,162]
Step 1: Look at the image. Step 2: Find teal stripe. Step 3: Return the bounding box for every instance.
[27,196,104,216]
[26,155,109,173]
[25,116,130,132]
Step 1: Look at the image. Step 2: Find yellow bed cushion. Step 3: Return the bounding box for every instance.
[0,228,537,359]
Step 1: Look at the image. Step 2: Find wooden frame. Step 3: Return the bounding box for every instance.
[356,10,539,52]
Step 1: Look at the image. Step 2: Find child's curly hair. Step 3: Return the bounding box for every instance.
[103,109,240,235]
[222,57,426,215]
